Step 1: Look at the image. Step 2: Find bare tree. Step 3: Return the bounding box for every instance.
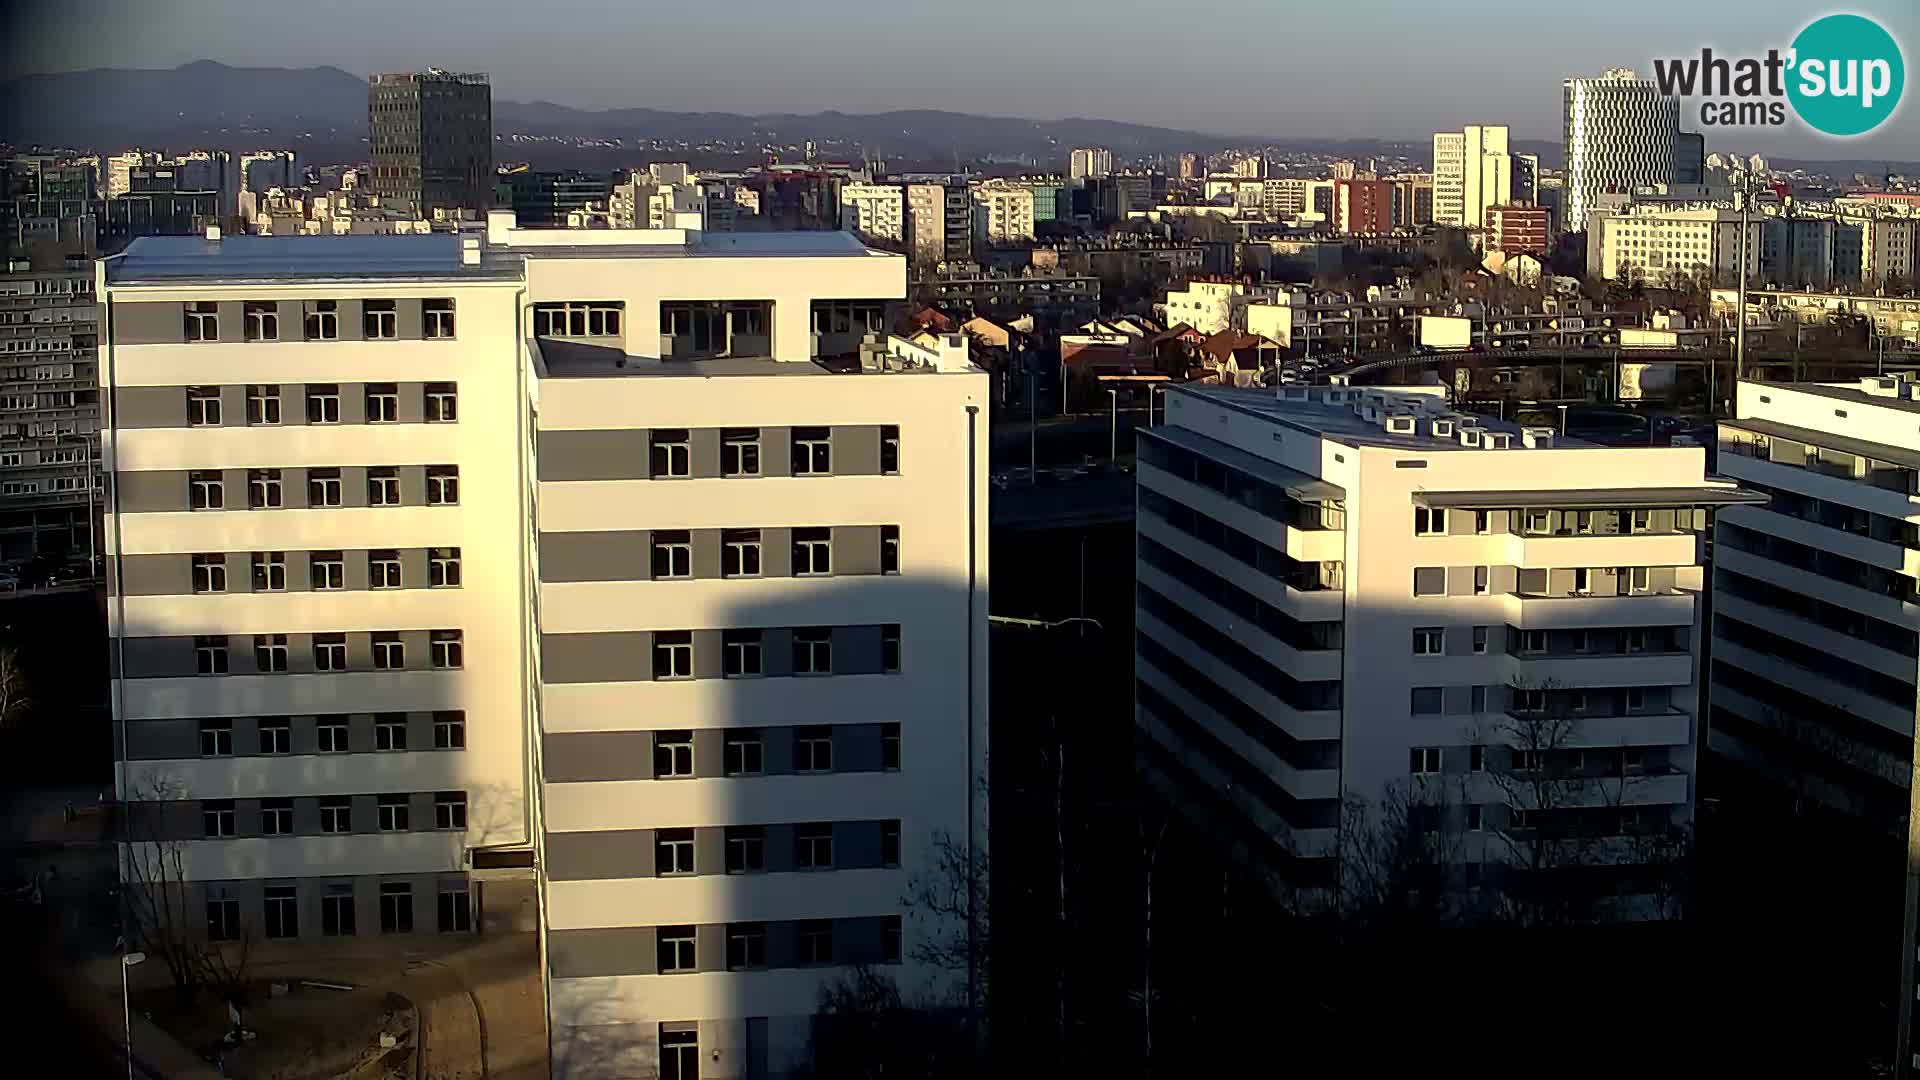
[0,645,30,731]
[1337,776,1475,934]
[901,827,989,1013]
[121,774,253,1006]
[1132,805,1167,1078]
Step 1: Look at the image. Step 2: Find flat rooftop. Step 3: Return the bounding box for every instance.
[1748,379,1920,415]
[1176,385,1600,451]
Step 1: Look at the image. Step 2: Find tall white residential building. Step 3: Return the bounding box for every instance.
[1069,147,1114,181]
[1586,205,1763,285]
[102,216,989,1080]
[1711,378,1920,822]
[838,182,906,244]
[106,150,158,198]
[1563,69,1681,235]
[970,181,1035,245]
[1432,125,1535,231]
[1136,383,1757,917]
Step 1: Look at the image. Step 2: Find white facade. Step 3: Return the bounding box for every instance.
[838,182,906,244]
[1162,280,1279,335]
[1563,69,1681,235]
[1712,379,1920,820]
[1138,384,1751,917]
[970,181,1035,245]
[102,220,989,1080]
[1433,126,1534,231]
[1589,206,1762,285]
[1069,147,1113,181]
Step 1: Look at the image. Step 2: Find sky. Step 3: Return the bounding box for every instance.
[7,0,1918,160]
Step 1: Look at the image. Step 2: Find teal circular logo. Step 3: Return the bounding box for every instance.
[1788,14,1905,136]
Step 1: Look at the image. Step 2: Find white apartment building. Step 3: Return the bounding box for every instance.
[838,183,906,244]
[1162,280,1280,336]
[103,215,990,1080]
[1587,206,1763,286]
[1136,383,1757,917]
[1070,147,1114,180]
[970,181,1035,246]
[1563,69,1681,234]
[1432,125,1534,231]
[1711,379,1920,822]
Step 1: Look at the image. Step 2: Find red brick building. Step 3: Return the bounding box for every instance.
[1335,178,1394,236]
[1486,203,1552,255]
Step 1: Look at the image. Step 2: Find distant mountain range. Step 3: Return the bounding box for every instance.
[2,61,1912,178]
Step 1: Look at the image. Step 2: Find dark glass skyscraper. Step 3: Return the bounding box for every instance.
[368,70,493,218]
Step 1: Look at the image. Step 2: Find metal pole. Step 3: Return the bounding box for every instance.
[1735,177,1749,391]
[1108,388,1119,461]
[85,434,97,575]
[123,959,133,1080]
[1028,371,1037,484]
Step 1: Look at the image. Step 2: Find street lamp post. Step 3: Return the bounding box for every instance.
[122,951,146,1080]
[1106,388,1119,461]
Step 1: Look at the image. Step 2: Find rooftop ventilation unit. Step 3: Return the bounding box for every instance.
[1521,427,1555,449]
[1278,385,1310,402]
[1384,414,1417,435]
[1429,418,1456,439]
[1483,431,1513,450]
[1458,427,1483,448]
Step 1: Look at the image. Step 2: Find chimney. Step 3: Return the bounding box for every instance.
[461,236,481,267]
[205,225,222,242]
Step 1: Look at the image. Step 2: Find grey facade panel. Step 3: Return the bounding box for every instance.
[762,824,796,873]
[215,302,245,343]
[760,426,792,477]
[114,470,189,514]
[120,636,197,678]
[395,299,425,341]
[689,428,722,480]
[691,530,722,580]
[538,531,648,583]
[760,528,792,578]
[114,386,186,429]
[834,625,884,676]
[694,827,724,877]
[397,381,426,424]
[763,725,794,774]
[832,526,882,576]
[834,821,883,870]
[123,719,200,760]
[538,430,651,482]
[833,425,883,476]
[835,724,884,773]
[541,632,651,685]
[550,927,656,978]
[112,302,185,345]
[692,630,724,681]
[543,732,655,782]
[399,465,427,507]
[119,554,189,596]
[339,467,369,509]
[691,729,724,779]
[761,628,794,678]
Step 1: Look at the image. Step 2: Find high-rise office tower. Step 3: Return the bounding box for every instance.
[0,254,100,562]
[1562,69,1680,234]
[368,70,494,219]
[101,211,987,1079]
[1135,383,1757,918]
[1432,125,1535,231]
[1069,147,1114,181]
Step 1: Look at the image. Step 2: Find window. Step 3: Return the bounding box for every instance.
[1474,566,1490,596]
[882,624,901,673]
[372,632,405,670]
[207,896,241,942]
[317,718,349,754]
[264,887,298,939]
[653,632,693,680]
[369,548,402,587]
[365,384,399,423]
[883,915,903,963]
[1628,566,1652,594]
[203,799,236,837]
[377,794,410,832]
[793,427,832,475]
[185,301,218,342]
[798,919,834,964]
[1518,629,1547,654]
[426,466,459,505]
[650,429,690,478]
[1412,627,1443,655]
[723,629,762,678]
[882,723,901,770]
[1629,509,1652,534]
[306,384,341,424]
[727,923,767,970]
[247,468,283,509]
[660,1027,699,1080]
[363,299,397,339]
[438,885,471,933]
[1412,567,1445,596]
[187,386,222,426]
[1572,630,1593,654]
[1626,687,1647,712]
[1410,687,1444,714]
[657,926,696,972]
[1466,805,1484,832]
[429,547,461,587]
[881,425,900,474]
[1469,625,1490,655]
[651,531,692,579]
[192,554,227,594]
[1524,510,1552,534]
[322,887,356,937]
[794,628,832,675]
[434,711,466,750]
[254,633,289,673]
[796,726,833,772]
[721,428,760,477]
[380,881,413,933]
[1474,510,1492,534]
[254,715,290,755]
[793,529,832,576]
[882,820,901,867]
[1470,685,1487,714]
[305,300,339,340]
[311,550,345,590]
[724,729,764,775]
[1513,687,1546,713]
[722,529,761,577]
[656,828,695,875]
[797,824,834,869]
[1414,506,1447,535]
[425,382,457,423]
[375,713,408,751]
[431,630,464,669]
[424,299,455,339]
[195,635,229,675]
[199,718,233,757]
[1512,749,1543,772]
[881,526,900,574]
[189,471,224,510]
[533,301,622,338]
[1573,568,1592,595]
[308,469,342,507]
[726,826,765,873]
[244,301,278,342]
[1470,745,1486,772]
[319,796,351,832]
[1409,747,1442,774]
[260,798,293,836]
[434,792,467,830]
[654,729,694,778]
[314,633,347,671]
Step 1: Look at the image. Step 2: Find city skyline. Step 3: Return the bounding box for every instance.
[7,0,1916,160]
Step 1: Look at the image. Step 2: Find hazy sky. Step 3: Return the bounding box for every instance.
[8,0,1917,158]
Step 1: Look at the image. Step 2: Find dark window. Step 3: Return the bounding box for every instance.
[187,386,221,426]
[322,887,356,936]
[368,468,400,507]
[264,886,298,939]
[796,823,833,869]
[725,826,765,873]
[656,828,695,875]
[305,384,341,424]
[377,794,410,831]
[722,529,761,577]
[657,925,696,972]
[796,726,833,772]
[882,820,901,867]
[430,547,462,587]
[206,896,241,941]
[653,632,693,680]
[379,882,413,932]
[881,526,900,574]
[798,919,834,964]
[660,1026,699,1080]
[793,427,832,475]
[365,383,399,423]
[424,299,456,339]
[377,713,410,750]
[251,551,286,591]
[793,629,832,675]
[650,429,691,478]
[434,711,466,749]
[199,718,232,757]
[258,716,291,755]
[882,624,901,672]
[651,531,692,579]
[260,798,293,835]
[195,635,228,675]
[881,425,900,474]
[246,466,283,508]
[881,723,901,770]
[722,428,761,477]
[438,885,471,932]
[883,915,902,963]
[724,729,764,775]
[723,630,762,678]
[727,922,767,970]
[426,466,459,505]
[654,730,694,777]
[435,792,467,830]
[364,299,397,339]
[425,383,458,422]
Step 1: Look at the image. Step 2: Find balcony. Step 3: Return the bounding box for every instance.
[1506,650,1694,688]
[1499,707,1693,749]
[1506,592,1696,630]
[1136,609,1340,742]
[1719,448,1919,523]
[1137,560,1341,682]
[1137,462,1342,564]
[1506,531,1699,569]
